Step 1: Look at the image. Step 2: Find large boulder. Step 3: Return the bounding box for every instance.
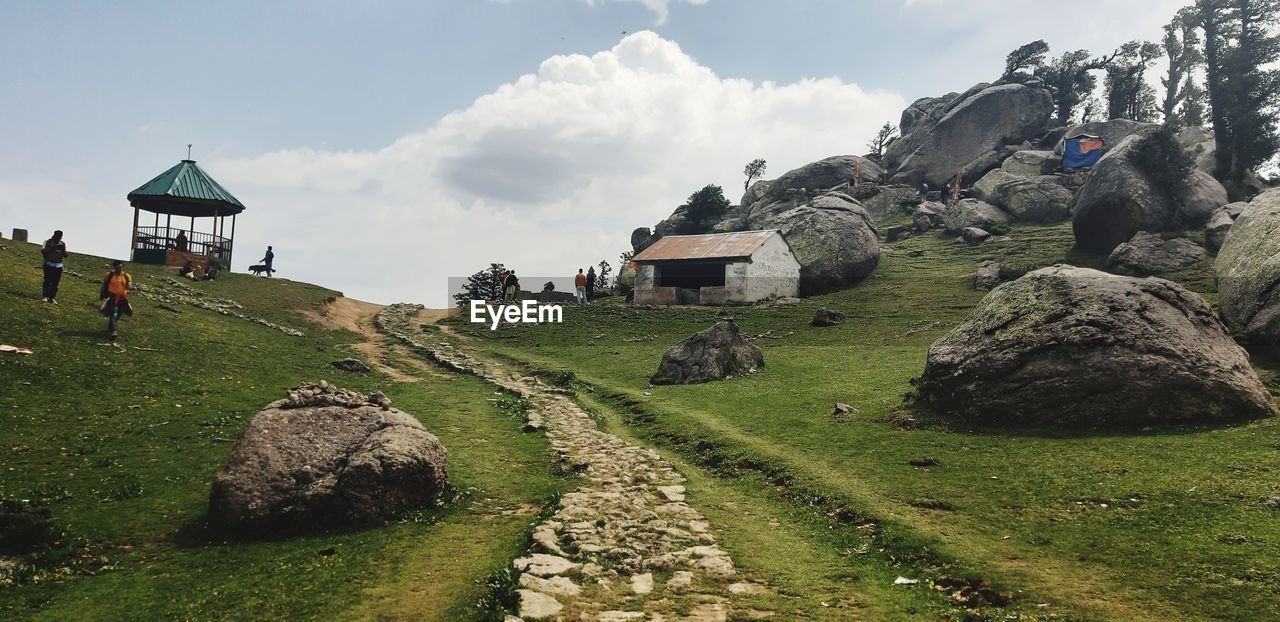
[858,185,922,222]
[1217,189,1280,344]
[1054,119,1154,155]
[210,383,448,532]
[739,179,773,212]
[916,265,1275,426]
[942,198,1012,233]
[631,227,657,254]
[1001,150,1060,176]
[1205,201,1248,253]
[1106,232,1207,275]
[745,156,883,214]
[749,194,880,295]
[887,93,961,169]
[974,170,1072,223]
[1072,131,1228,253]
[651,321,764,385]
[889,83,1054,187]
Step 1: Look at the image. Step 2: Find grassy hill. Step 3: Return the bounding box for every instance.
[0,241,564,620]
[3,219,1279,620]
[463,221,1280,620]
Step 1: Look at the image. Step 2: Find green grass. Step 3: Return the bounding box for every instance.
[0,241,564,620]
[466,222,1280,621]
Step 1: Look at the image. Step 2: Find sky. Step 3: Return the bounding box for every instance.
[0,0,1188,306]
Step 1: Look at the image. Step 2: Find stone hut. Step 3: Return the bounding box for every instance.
[631,230,800,305]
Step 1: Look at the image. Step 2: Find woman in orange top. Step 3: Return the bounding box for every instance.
[100,260,134,340]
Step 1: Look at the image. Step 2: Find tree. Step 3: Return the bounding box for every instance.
[1182,75,1208,126]
[680,185,731,233]
[1105,41,1162,122]
[1195,0,1280,183]
[743,158,766,192]
[453,263,506,307]
[1003,40,1050,77]
[866,122,898,158]
[1035,49,1116,125]
[1222,0,1280,183]
[1161,7,1205,125]
[594,260,613,292]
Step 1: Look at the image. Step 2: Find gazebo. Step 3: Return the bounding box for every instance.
[127,159,245,269]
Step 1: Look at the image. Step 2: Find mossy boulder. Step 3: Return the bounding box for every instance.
[1217,189,1280,344]
[917,265,1275,426]
[652,321,764,385]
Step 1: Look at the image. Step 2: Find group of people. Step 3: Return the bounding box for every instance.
[574,266,597,304]
[179,260,219,281]
[36,229,278,341]
[41,230,135,340]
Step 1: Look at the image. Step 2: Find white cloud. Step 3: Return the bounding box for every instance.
[3,32,904,307]
[579,0,709,24]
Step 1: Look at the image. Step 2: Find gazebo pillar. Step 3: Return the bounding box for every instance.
[130,207,140,261]
[228,214,237,266]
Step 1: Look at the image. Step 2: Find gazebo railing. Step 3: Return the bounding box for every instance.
[134,226,232,261]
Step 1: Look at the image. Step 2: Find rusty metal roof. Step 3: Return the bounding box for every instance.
[632,230,781,262]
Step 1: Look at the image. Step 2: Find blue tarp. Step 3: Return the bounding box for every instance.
[1062,135,1104,169]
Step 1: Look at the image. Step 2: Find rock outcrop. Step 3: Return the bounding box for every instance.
[1054,119,1154,155]
[209,382,448,531]
[974,170,1072,223]
[1217,189,1280,344]
[1106,232,1206,275]
[1001,150,1060,176]
[1206,202,1248,253]
[652,321,764,385]
[1072,130,1228,253]
[889,83,1053,187]
[942,198,1011,233]
[917,265,1275,426]
[748,194,880,295]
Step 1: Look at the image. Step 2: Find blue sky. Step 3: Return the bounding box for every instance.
[0,0,1186,304]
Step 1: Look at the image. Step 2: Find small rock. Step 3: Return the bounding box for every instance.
[974,260,1002,291]
[811,306,846,327]
[516,589,563,620]
[630,572,654,594]
[962,227,991,244]
[513,553,580,577]
[886,225,913,242]
[330,358,371,373]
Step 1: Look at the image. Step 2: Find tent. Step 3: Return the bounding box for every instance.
[1062,134,1105,169]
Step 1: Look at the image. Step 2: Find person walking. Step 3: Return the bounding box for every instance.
[574,268,587,303]
[41,230,68,304]
[260,246,275,277]
[99,260,134,341]
[498,269,510,301]
[919,181,929,201]
[585,266,596,302]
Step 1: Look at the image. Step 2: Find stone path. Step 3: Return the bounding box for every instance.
[376,304,772,621]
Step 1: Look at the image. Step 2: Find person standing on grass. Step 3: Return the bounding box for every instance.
[574,268,587,303]
[100,260,134,341]
[505,270,520,302]
[260,245,275,277]
[41,230,68,304]
[585,266,596,302]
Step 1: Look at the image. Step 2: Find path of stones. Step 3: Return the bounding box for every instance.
[376,304,773,621]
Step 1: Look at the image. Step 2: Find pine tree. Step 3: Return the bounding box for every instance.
[1162,7,1205,125]
[1106,41,1162,122]
[454,263,507,306]
[1003,40,1050,77]
[1036,50,1116,126]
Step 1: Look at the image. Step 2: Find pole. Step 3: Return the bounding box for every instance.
[130,207,140,261]
[228,214,236,268]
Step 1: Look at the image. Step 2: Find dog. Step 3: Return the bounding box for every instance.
[248,264,274,276]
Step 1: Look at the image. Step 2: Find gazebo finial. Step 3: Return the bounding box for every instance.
[187,144,192,160]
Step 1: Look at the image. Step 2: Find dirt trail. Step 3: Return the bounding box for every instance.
[302,297,455,382]
[376,303,773,622]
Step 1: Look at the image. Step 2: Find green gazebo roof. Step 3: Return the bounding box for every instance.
[127,160,246,217]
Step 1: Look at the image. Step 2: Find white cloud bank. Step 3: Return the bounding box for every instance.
[2,32,905,307]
